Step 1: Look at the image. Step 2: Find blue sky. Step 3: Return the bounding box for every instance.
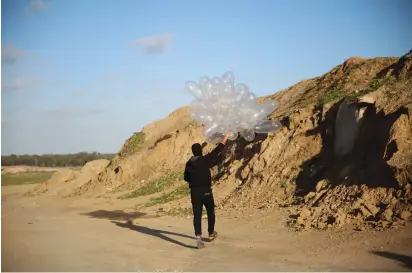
[1,0,411,155]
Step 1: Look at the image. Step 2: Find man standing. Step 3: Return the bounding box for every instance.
[184,129,232,249]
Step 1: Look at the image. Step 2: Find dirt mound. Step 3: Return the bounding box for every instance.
[72,107,206,197]
[26,159,110,197]
[288,181,411,231]
[81,159,111,173]
[72,50,412,231]
[25,169,75,196]
[115,107,193,159]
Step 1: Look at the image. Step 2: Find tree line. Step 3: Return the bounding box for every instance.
[1,152,116,167]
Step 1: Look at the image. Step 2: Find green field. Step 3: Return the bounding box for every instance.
[1,172,55,186]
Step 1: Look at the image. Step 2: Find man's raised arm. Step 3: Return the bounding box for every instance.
[204,128,232,167]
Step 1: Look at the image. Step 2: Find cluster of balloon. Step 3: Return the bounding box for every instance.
[186,71,283,143]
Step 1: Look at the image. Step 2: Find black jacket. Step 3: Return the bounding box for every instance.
[184,143,225,189]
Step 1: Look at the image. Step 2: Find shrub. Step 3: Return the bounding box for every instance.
[145,184,190,206]
[118,132,146,158]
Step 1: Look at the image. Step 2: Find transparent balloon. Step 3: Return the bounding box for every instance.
[254,120,283,134]
[185,81,203,99]
[240,129,255,142]
[199,76,212,95]
[206,134,223,145]
[222,71,235,84]
[185,71,282,142]
[228,130,239,141]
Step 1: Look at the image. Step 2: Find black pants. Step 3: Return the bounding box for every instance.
[190,187,215,236]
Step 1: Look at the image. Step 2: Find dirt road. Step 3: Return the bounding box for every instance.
[2,185,412,271]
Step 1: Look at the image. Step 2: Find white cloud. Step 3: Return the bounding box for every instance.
[2,44,25,65]
[25,0,47,15]
[1,77,38,92]
[131,32,174,54]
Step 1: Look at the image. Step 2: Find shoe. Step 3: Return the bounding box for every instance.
[196,238,205,249]
[209,231,218,242]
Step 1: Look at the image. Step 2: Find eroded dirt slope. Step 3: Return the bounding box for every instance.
[26,159,110,197]
[28,50,412,231]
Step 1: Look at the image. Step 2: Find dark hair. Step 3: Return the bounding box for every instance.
[191,143,203,156]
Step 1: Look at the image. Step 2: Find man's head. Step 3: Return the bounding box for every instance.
[191,143,203,156]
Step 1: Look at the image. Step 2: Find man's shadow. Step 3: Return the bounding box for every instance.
[112,221,198,249]
[371,251,412,270]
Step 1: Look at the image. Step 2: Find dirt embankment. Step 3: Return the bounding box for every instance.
[25,159,110,197]
[26,50,412,232]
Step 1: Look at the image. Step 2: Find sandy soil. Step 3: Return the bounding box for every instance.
[1,166,72,174]
[2,185,412,272]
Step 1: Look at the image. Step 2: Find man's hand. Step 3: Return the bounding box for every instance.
[221,127,232,145]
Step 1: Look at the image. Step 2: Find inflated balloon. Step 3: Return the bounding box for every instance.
[222,71,234,84]
[185,81,203,99]
[185,71,282,142]
[254,120,283,134]
[228,131,239,141]
[241,129,255,142]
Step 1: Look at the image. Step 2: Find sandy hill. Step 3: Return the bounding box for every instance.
[26,159,110,197]
[29,50,412,231]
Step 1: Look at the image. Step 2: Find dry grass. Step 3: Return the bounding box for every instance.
[1,172,55,186]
